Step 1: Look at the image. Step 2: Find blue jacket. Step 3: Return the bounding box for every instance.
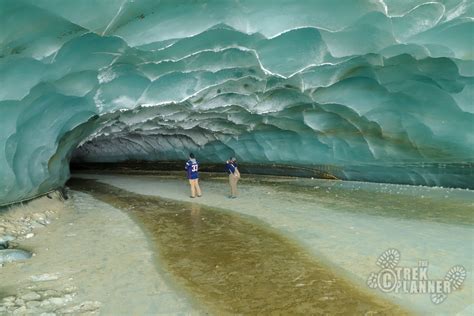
[225,162,237,175]
[185,159,199,179]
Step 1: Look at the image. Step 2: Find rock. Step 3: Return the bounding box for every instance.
[39,300,51,308]
[40,313,56,316]
[26,307,43,315]
[30,273,59,282]
[48,297,66,306]
[39,300,55,312]
[0,235,15,249]
[61,301,101,313]
[59,188,69,200]
[32,213,45,220]
[64,294,74,301]
[26,300,41,308]
[80,300,102,311]
[25,233,34,239]
[63,286,76,294]
[0,249,32,264]
[0,235,15,243]
[12,306,26,314]
[2,296,16,302]
[14,298,24,306]
[42,290,59,298]
[32,213,50,226]
[3,301,15,307]
[21,292,41,301]
[0,306,6,312]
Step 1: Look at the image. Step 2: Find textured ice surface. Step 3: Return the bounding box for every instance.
[0,0,473,204]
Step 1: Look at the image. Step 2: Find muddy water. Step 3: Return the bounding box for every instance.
[69,178,408,315]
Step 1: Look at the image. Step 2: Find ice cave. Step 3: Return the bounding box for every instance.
[0,0,473,315]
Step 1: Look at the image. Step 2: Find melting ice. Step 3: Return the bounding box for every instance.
[0,0,473,204]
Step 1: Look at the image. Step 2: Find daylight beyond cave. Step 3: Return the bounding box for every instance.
[1,0,473,205]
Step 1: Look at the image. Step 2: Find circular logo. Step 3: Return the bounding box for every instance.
[377,268,398,292]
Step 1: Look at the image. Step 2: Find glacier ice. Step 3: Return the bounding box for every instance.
[0,0,473,205]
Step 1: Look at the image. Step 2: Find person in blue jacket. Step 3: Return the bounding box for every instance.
[225,157,240,198]
[185,153,202,198]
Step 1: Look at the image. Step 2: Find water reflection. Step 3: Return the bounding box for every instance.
[190,203,202,232]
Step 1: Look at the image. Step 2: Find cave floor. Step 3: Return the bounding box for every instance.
[0,189,196,315]
[67,172,473,315]
[2,172,471,314]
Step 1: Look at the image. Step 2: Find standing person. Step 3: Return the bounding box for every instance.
[185,153,202,198]
[225,157,240,198]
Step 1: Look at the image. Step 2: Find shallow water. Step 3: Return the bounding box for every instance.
[71,172,474,313]
[69,178,408,315]
[249,177,474,226]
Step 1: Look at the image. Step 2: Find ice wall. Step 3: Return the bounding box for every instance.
[1,0,473,204]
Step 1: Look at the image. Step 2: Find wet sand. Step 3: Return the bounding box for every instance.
[2,172,471,314]
[71,172,473,315]
[0,190,197,315]
[69,177,407,315]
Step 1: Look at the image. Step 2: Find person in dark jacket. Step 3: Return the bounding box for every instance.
[185,153,202,198]
[225,157,240,198]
